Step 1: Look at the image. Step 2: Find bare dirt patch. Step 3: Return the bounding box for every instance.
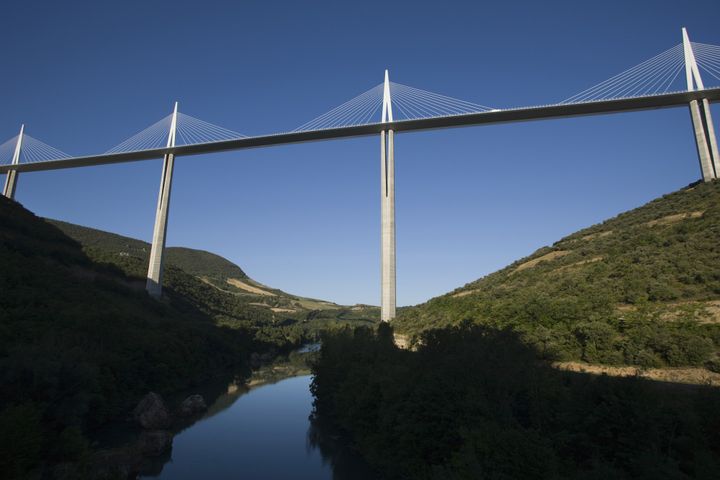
[270,307,297,313]
[295,298,338,310]
[393,333,412,350]
[513,250,571,273]
[658,300,720,324]
[581,230,613,241]
[645,211,704,227]
[701,301,720,324]
[554,361,720,387]
[247,302,296,313]
[226,278,276,296]
[452,289,479,298]
[554,256,603,273]
[615,304,638,313]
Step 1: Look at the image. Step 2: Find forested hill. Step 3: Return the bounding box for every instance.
[396,180,720,370]
[48,218,379,325]
[50,219,249,281]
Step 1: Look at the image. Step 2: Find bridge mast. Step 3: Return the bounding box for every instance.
[683,28,719,181]
[146,102,178,298]
[2,124,24,199]
[380,70,396,321]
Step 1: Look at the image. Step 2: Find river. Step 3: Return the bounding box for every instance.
[138,373,375,479]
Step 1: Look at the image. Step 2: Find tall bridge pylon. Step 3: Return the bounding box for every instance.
[146,102,178,298]
[380,70,396,322]
[684,28,720,181]
[1,29,720,313]
[2,124,24,199]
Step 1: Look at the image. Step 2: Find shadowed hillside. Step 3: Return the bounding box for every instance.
[312,323,720,479]
[396,181,720,374]
[0,197,376,478]
[0,196,258,477]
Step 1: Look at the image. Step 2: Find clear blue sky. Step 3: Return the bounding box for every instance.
[1,0,719,306]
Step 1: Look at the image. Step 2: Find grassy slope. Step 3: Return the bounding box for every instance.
[396,181,720,368]
[50,219,247,281]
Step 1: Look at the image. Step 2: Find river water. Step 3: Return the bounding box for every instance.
[139,374,375,479]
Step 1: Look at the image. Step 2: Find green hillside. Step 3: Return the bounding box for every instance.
[167,247,248,280]
[313,181,720,479]
[50,220,250,280]
[396,181,720,369]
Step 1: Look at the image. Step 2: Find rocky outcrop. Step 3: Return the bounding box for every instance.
[177,394,207,417]
[138,430,173,457]
[133,392,171,429]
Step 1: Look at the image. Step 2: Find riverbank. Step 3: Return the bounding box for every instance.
[139,374,374,480]
[84,346,320,478]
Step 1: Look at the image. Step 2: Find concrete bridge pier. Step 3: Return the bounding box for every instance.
[380,71,396,322]
[689,99,719,181]
[2,125,24,199]
[146,103,178,298]
[701,99,720,177]
[3,169,19,199]
[683,28,719,181]
[380,129,396,321]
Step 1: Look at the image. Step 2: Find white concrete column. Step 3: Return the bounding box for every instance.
[3,170,19,199]
[2,125,24,199]
[683,28,718,181]
[146,103,179,298]
[380,130,396,321]
[701,98,720,178]
[690,100,717,182]
[380,70,396,321]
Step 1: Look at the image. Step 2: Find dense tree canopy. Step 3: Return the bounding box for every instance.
[396,181,720,369]
[312,323,720,479]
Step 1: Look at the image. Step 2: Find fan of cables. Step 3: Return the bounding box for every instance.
[562,40,720,105]
[293,82,495,132]
[0,133,71,165]
[105,112,247,154]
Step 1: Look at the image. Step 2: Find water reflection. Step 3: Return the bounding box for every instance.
[139,358,373,479]
[297,343,321,353]
[307,415,379,480]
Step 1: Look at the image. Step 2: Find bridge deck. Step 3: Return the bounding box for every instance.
[2,88,720,174]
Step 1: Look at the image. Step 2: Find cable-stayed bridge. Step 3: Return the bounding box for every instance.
[2,29,720,321]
